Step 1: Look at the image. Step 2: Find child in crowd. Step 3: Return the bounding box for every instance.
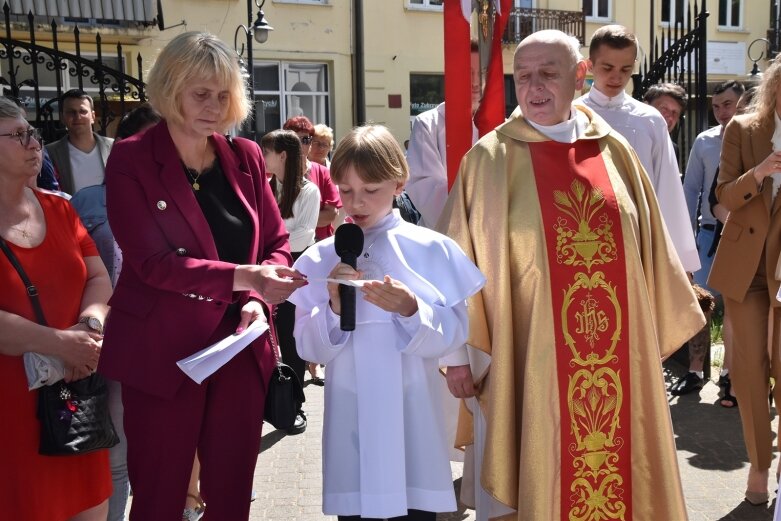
[288,125,485,521]
[261,129,321,435]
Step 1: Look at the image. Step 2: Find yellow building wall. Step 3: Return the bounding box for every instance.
[7,0,774,144]
[527,0,772,85]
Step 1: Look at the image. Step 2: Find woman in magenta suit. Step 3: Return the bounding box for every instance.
[98,32,307,520]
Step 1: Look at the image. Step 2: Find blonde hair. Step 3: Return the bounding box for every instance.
[313,123,334,147]
[749,56,781,127]
[146,32,250,131]
[330,125,408,184]
[0,97,26,120]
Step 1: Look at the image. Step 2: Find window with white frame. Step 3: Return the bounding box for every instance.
[407,0,444,11]
[718,0,742,29]
[584,0,611,21]
[410,73,444,119]
[661,0,690,25]
[253,61,329,134]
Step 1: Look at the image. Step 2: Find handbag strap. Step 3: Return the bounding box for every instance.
[0,237,48,326]
[267,309,283,367]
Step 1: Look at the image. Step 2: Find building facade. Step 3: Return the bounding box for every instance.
[1,0,777,144]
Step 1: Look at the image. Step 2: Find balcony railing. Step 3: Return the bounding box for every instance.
[503,7,586,46]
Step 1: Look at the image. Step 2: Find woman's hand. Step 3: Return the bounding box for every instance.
[361,275,418,317]
[235,265,308,305]
[326,263,361,315]
[713,203,729,224]
[54,328,102,382]
[235,299,268,334]
[753,151,781,185]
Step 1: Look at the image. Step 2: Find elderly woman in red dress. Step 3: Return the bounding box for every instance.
[0,96,112,520]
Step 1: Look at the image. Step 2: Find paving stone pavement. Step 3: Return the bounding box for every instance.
[249,355,781,521]
[126,348,781,520]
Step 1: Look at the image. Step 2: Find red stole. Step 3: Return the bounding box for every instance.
[530,140,632,521]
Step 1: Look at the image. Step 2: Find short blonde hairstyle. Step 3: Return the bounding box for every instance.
[330,125,408,184]
[313,123,334,147]
[146,32,250,131]
[0,97,26,120]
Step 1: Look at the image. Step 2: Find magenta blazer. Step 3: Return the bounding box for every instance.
[99,121,291,399]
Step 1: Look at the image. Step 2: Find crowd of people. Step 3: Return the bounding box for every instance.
[3,21,781,521]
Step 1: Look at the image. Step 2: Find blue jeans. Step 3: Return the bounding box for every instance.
[107,378,130,521]
[693,226,719,297]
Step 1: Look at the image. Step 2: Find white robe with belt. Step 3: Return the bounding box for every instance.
[289,210,485,518]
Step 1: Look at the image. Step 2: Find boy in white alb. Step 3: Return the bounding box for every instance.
[576,25,699,273]
[288,125,485,521]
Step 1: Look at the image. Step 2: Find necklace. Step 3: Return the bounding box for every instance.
[183,140,210,191]
[184,166,205,191]
[362,238,378,259]
[10,192,33,240]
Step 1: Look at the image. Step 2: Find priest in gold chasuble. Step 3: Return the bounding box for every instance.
[438,30,705,521]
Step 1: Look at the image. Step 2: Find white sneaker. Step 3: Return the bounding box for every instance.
[183,507,203,521]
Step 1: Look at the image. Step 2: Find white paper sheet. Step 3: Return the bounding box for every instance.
[308,277,377,287]
[176,319,269,384]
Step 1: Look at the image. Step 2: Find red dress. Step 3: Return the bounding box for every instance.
[0,190,112,520]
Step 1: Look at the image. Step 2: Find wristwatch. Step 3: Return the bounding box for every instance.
[78,316,104,334]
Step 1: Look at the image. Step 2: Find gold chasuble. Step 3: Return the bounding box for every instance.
[440,106,705,521]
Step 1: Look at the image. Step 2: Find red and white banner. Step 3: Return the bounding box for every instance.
[444,0,511,190]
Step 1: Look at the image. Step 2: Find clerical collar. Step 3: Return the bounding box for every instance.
[588,86,626,109]
[527,107,589,143]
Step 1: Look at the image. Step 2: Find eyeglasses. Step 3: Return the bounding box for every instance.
[0,127,43,148]
[299,136,313,145]
[312,140,331,149]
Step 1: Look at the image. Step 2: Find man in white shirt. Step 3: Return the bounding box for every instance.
[576,25,699,273]
[684,80,743,291]
[406,42,480,228]
[46,89,113,196]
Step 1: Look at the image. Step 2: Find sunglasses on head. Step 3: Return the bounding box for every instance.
[299,136,313,145]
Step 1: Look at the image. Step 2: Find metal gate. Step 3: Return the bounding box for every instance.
[632,0,709,173]
[0,2,147,142]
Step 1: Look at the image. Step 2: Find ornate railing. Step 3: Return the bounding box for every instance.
[0,2,149,141]
[502,7,586,46]
[632,0,709,173]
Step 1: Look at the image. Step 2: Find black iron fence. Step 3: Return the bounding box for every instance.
[0,2,148,142]
[502,7,586,46]
[632,0,709,174]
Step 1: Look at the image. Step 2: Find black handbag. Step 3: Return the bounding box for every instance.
[0,237,119,456]
[37,373,119,455]
[263,323,305,431]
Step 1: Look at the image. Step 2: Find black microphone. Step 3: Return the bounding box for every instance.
[334,223,364,331]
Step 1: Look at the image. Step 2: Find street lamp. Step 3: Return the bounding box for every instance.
[234,0,274,139]
[747,37,771,78]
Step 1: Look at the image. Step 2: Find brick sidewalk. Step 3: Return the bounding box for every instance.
[122,355,779,519]
[249,362,780,521]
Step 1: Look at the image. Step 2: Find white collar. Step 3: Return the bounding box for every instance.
[359,209,402,252]
[588,86,626,109]
[527,107,590,143]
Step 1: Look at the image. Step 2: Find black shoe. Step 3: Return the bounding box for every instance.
[670,372,703,396]
[286,412,307,435]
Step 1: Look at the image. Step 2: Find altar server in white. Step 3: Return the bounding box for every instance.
[289,124,485,521]
[577,24,699,272]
